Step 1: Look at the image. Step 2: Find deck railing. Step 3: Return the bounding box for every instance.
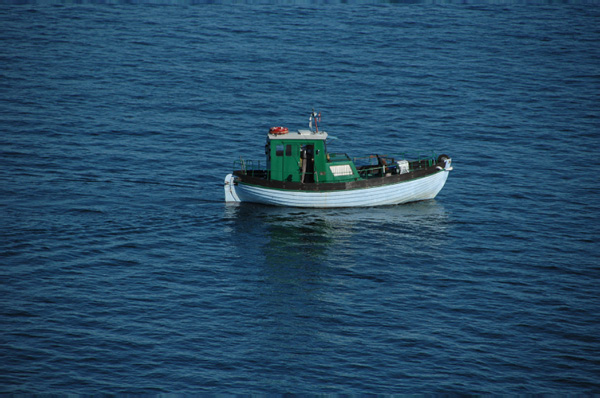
[353,151,438,179]
[233,158,269,178]
[328,152,351,162]
[234,151,439,180]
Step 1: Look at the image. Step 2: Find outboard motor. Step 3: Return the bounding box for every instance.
[437,154,452,171]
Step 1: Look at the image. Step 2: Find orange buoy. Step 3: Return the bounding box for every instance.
[269,126,289,135]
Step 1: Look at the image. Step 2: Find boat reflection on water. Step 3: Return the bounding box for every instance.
[222,201,452,357]
[223,200,451,271]
[223,203,345,270]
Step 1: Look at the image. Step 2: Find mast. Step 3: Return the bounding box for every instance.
[309,109,321,133]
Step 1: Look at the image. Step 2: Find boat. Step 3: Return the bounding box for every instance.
[224,111,453,208]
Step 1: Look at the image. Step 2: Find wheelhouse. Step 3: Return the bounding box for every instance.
[264,129,359,184]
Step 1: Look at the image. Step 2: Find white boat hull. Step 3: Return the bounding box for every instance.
[224,169,450,208]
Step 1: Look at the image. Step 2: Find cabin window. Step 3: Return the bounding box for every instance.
[276,145,284,156]
[330,164,353,176]
[286,145,292,156]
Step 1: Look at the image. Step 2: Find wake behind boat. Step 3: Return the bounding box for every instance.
[224,111,453,208]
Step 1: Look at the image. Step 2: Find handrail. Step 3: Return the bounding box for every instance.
[354,151,438,179]
[233,158,270,178]
[234,150,438,180]
[328,152,351,162]
[353,150,437,163]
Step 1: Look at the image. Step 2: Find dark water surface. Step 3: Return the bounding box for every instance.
[1,3,599,394]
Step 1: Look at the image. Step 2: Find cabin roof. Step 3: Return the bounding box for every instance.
[268,129,328,141]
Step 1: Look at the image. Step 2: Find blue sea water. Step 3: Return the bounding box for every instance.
[1,2,600,394]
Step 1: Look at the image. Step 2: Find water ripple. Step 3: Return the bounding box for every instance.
[1,3,599,395]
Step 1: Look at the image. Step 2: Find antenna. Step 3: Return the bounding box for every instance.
[310,109,321,133]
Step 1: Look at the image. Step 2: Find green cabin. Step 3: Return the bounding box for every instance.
[266,129,359,184]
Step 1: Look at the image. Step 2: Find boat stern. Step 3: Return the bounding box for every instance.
[436,154,453,171]
[443,157,453,171]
